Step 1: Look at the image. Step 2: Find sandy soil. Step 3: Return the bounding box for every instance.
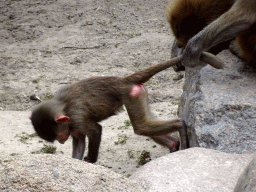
[0,0,184,176]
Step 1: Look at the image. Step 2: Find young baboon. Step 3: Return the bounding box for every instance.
[30,53,222,163]
[167,0,256,71]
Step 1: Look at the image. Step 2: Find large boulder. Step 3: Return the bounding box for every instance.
[234,157,256,192]
[178,50,256,154]
[131,147,255,192]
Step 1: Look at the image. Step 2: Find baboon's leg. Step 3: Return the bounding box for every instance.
[123,85,188,150]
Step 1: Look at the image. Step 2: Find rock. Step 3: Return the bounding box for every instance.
[130,147,255,192]
[0,154,146,191]
[178,50,256,154]
[234,157,256,192]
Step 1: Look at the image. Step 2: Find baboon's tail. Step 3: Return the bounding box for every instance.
[124,52,224,84]
[123,56,181,84]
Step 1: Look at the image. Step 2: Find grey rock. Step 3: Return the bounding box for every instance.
[234,157,256,192]
[0,154,146,191]
[178,50,256,154]
[131,147,255,192]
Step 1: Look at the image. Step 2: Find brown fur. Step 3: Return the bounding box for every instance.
[167,0,235,46]
[167,0,256,68]
[30,58,191,163]
[236,23,256,63]
[30,50,223,163]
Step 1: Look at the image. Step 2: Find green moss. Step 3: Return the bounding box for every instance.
[10,153,19,156]
[124,120,132,127]
[114,134,128,145]
[29,132,38,137]
[3,159,13,163]
[40,144,57,154]
[137,150,151,166]
[126,174,131,178]
[44,92,54,100]
[15,134,29,144]
[127,150,135,159]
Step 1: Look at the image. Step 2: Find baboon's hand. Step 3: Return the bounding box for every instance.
[181,36,225,70]
[181,36,202,68]
[84,156,96,163]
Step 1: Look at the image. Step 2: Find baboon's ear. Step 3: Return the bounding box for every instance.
[56,116,70,123]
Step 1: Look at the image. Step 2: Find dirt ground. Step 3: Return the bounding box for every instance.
[0,0,185,176]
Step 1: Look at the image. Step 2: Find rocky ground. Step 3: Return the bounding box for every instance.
[0,0,185,176]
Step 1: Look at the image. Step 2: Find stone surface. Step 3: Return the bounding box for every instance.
[131,147,255,192]
[178,50,256,154]
[0,154,146,191]
[234,157,256,192]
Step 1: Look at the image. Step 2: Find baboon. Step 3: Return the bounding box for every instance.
[167,0,256,71]
[30,53,222,163]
